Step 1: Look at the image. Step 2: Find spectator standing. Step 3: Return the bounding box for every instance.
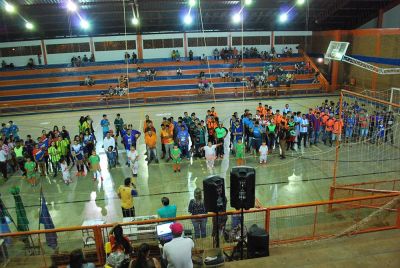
[124,52,130,64]
[145,129,158,164]
[37,53,42,65]
[67,249,95,268]
[132,52,138,64]
[188,188,207,239]
[298,114,309,148]
[157,197,177,219]
[117,177,137,217]
[162,222,194,268]
[0,141,8,181]
[189,50,194,61]
[100,114,110,139]
[114,113,124,139]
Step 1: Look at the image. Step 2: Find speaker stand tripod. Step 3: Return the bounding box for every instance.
[223,207,247,261]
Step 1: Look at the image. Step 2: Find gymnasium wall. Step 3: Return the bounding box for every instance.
[0,30,311,66]
[306,29,400,92]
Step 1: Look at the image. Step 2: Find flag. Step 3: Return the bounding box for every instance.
[39,190,58,249]
[10,186,29,232]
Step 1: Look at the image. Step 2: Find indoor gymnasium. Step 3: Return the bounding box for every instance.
[0,0,399,267]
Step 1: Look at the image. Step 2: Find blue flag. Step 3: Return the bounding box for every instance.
[39,191,58,249]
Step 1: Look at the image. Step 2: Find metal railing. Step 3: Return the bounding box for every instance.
[0,192,398,267]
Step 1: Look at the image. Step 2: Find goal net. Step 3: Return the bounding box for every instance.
[330,89,400,198]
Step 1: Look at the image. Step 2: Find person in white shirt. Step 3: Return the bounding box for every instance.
[0,140,8,181]
[60,158,72,185]
[298,114,309,149]
[283,104,291,114]
[163,222,194,268]
[201,142,222,171]
[127,146,139,177]
[259,142,268,164]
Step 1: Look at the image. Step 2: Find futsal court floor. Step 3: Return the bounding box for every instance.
[1,96,399,229]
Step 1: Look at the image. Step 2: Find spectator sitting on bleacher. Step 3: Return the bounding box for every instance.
[137,66,142,76]
[27,58,35,69]
[106,224,133,267]
[82,54,88,63]
[1,60,6,69]
[150,68,157,81]
[89,53,95,62]
[67,248,95,268]
[176,67,183,77]
[145,69,151,81]
[288,48,293,57]
[175,50,180,62]
[83,76,94,86]
[220,70,226,81]
[124,52,130,64]
[233,57,242,68]
[199,71,205,79]
[171,50,176,61]
[77,56,82,67]
[200,54,207,65]
[283,47,289,57]
[108,86,115,96]
[198,81,206,92]
[313,71,320,84]
[213,48,219,60]
[131,243,161,268]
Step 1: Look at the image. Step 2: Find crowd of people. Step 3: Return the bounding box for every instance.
[1,98,396,187]
[70,54,95,67]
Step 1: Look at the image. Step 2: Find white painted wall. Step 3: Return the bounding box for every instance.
[0,40,43,67]
[142,33,184,59]
[187,31,230,58]
[231,31,272,53]
[93,35,137,62]
[1,31,313,66]
[274,31,312,54]
[44,37,91,65]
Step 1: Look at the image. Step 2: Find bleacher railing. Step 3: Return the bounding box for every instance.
[0,192,398,267]
[303,52,330,92]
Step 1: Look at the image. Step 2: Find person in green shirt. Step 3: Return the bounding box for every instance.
[235,139,245,166]
[24,156,36,186]
[48,141,61,177]
[88,150,102,181]
[214,123,228,158]
[170,144,182,173]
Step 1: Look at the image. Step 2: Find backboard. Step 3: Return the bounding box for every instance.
[325,41,350,61]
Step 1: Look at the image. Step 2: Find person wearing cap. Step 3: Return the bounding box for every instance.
[162,222,194,268]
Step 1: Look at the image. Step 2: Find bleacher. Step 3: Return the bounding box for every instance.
[0,54,325,115]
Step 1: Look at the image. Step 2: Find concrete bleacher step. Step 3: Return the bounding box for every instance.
[225,229,400,268]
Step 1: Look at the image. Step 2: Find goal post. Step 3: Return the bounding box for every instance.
[329,89,400,203]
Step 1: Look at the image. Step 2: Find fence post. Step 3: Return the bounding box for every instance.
[397,207,400,229]
[93,226,105,266]
[328,186,335,212]
[265,209,270,234]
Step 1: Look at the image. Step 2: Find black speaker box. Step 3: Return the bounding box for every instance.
[247,224,269,258]
[203,175,225,213]
[230,166,256,210]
